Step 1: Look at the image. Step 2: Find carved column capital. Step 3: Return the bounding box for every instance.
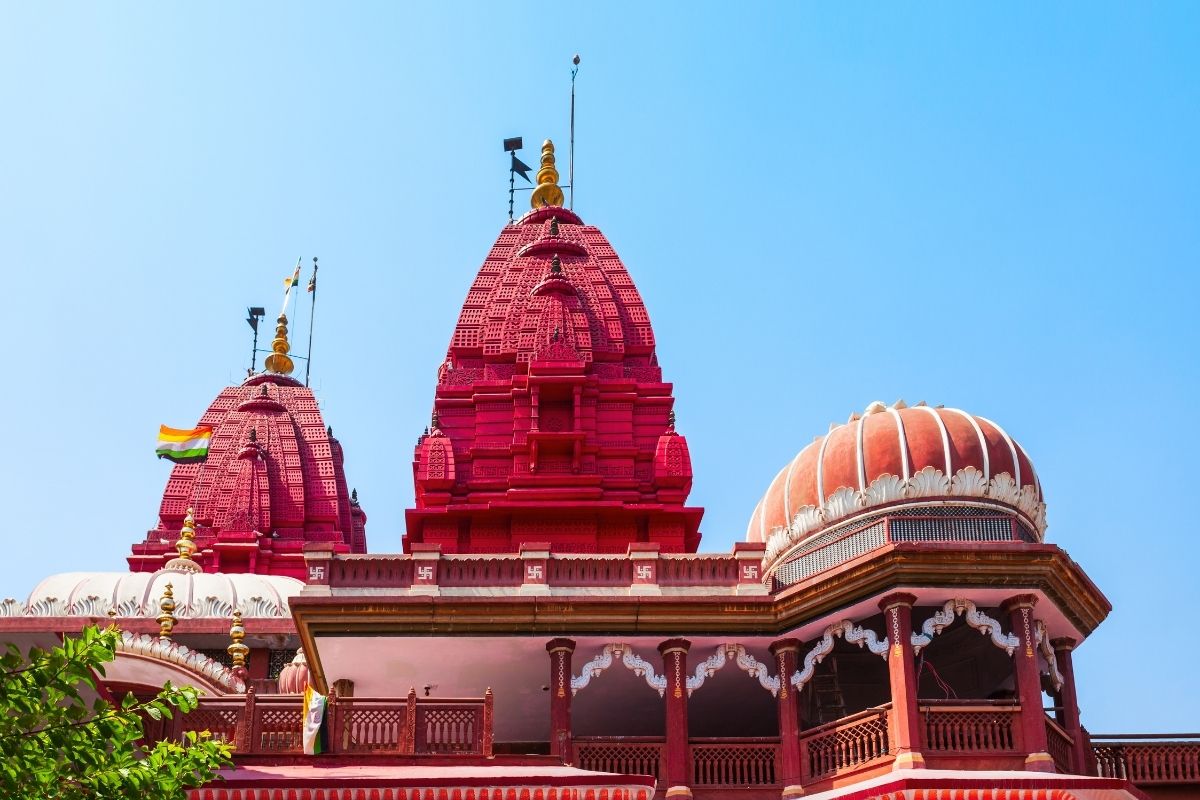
[878,592,918,612]
[1051,636,1078,653]
[658,637,692,656]
[547,637,576,654]
[769,637,801,657]
[1000,593,1039,614]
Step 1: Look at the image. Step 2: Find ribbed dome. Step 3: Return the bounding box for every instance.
[6,569,302,619]
[129,373,367,579]
[748,401,1046,557]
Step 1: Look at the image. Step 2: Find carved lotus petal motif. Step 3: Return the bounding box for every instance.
[115,598,142,617]
[907,466,950,498]
[0,598,25,617]
[988,472,1021,505]
[863,473,906,507]
[28,597,67,616]
[194,596,234,619]
[1034,503,1048,536]
[790,506,824,538]
[1017,484,1040,516]
[243,596,279,617]
[951,466,988,497]
[823,486,861,522]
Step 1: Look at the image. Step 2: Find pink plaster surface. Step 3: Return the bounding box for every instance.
[407,206,702,555]
[130,374,367,578]
[216,764,655,786]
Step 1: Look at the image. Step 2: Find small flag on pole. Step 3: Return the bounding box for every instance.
[156,425,214,463]
[280,257,302,316]
[511,153,532,183]
[302,685,329,755]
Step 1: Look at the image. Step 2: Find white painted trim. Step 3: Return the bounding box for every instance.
[978,416,1021,488]
[916,406,953,476]
[815,431,832,503]
[855,415,867,491]
[948,408,990,482]
[885,407,911,480]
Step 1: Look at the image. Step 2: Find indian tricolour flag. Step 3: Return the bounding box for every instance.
[155,425,214,463]
[302,685,328,755]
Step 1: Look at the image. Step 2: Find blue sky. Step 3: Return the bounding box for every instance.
[1,4,1197,732]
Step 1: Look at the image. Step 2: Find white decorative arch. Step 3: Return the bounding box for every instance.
[790,620,889,690]
[570,643,668,697]
[115,630,245,692]
[1033,620,1065,691]
[910,599,1020,656]
[685,644,779,697]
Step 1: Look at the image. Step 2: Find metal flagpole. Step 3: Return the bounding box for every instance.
[304,256,318,386]
[570,54,580,210]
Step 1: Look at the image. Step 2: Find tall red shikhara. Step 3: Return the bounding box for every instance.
[130,373,367,578]
[406,206,703,554]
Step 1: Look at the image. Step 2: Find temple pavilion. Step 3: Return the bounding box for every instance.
[2,139,1195,800]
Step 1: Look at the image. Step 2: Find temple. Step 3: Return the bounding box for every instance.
[1,138,1196,800]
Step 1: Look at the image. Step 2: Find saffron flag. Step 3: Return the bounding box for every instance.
[302,685,328,755]
[156,425,213,463]
[280,257,302,316]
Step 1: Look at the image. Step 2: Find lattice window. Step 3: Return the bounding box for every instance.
[890,516,1013,542]
[775,523,886,587]
[268,649,298,679]
[197,649,234,670]
[577,742,662,778]
[692,744,778,786]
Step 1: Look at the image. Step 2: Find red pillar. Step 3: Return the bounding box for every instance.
[1052,637,1087,774]
[879,593,926,770]
[658,639,692,791]
[770,638,803,790]
[1002,594,1054,772]
[547,638,576,763]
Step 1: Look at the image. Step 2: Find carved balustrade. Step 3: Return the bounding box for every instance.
[690,738,779,786]
[921,700,1021,754]
[1044,715,1075,773]
[177,690,493,757]
[1092,735,1200,784]
[799,704,892,782]
[575,737,664,778]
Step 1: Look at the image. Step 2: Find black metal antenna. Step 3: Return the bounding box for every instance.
[304,257,318,386]
[570,54,580,210]
[246,306,266,374]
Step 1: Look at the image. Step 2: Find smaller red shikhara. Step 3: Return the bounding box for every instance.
[406,205,701,555]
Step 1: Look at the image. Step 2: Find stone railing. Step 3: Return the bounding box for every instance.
[921,700,1021,753]
[800,704,892,781]
[176,689,494,757]
[304,542,769,597]
[1092,734,1200,785]
[691,738,779,786]
[1044,715,1075,773]
[575,737,663,778]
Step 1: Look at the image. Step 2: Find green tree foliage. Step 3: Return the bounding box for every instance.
[0,625,232,799]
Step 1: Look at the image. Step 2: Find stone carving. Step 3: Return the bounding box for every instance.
[791,620,889,690]
[116,630,245,693]
[570,643,668,697]
[950,466,989,496]
[684,644,779,697]
[911,599,1020,656]
[1034,620,1065,690]
[764,467,1048,568]
[0,598,25,617]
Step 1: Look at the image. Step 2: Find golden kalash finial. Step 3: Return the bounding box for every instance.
[530,139,565,209]
[263,314,294,375]
[156,582,177,639]
[164,507,203,573]
[227,609,249,670]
